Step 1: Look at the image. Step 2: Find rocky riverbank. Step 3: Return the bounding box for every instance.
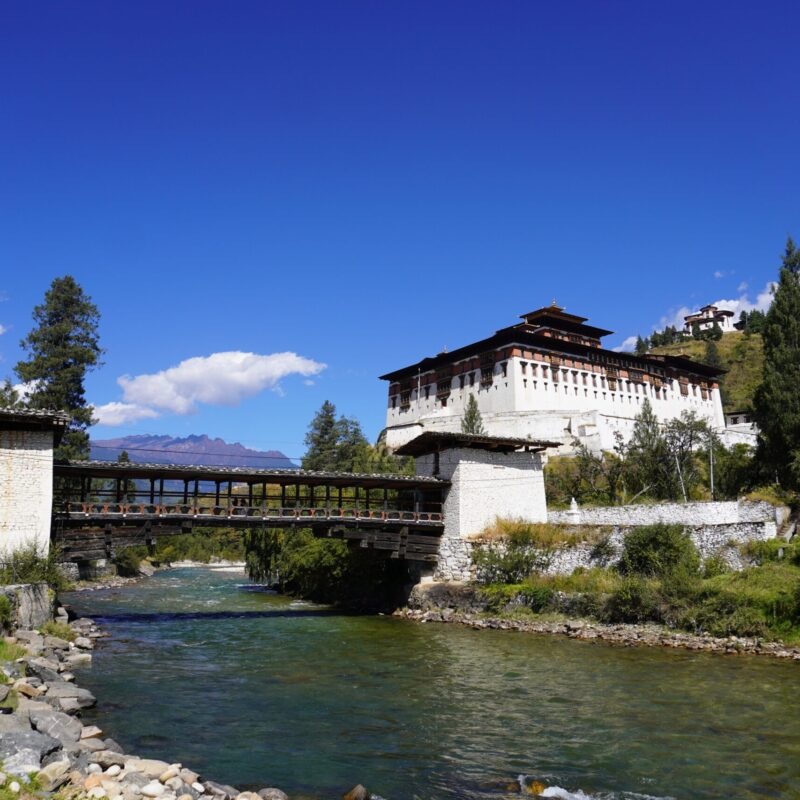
[0,613,380,800]
[395,583,800,660]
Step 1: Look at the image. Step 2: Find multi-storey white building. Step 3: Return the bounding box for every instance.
[381,304,726,454]
[683,304,736,333]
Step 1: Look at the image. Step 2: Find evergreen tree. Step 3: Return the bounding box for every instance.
[461,393,485,435]
[691,321,702,340]
[15,276,103,460]
[634,336,648,355]
[625,399,674,499]
[302,400,341,471]
[753,238,800,486]
[0,379,22,409]
[702,340,723,369]
[710,321,723,341]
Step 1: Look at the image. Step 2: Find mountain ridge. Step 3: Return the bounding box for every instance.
[90,433,297,469]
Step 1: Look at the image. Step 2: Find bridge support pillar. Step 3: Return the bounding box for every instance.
[399,433,555,583]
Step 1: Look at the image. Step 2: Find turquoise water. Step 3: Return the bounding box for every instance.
[64,568,800,800]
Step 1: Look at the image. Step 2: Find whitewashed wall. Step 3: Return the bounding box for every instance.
[548,499,784,530]
[416,446,548,581]
[0,429,54,557]
[385,355,726,454]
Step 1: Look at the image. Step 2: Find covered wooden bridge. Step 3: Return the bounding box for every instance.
[52,460,448,564]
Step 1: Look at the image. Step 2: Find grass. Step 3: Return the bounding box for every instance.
[650,330,763,413]
[0,640,28,662]
[39,621,75,641]
[473,518,610,548]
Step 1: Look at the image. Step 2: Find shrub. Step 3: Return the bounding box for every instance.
[39,621,75,642]
[702,552,731,579]
[113,548,141,577]
[740,539,786,565]
[604,577,660,623]
[618,524,700,578]
[0,544,70,590]
[589,535,616,566]
[472,541,550,585]
[0,595,11,632]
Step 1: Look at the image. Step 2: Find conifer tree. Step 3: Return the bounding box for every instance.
[753,238,800,486]
[702,340,723,370]
[302,400,340,471]
[634,336,648,355]
[15,276,103,459]
[461,393,485,435]
[0,379,22,409]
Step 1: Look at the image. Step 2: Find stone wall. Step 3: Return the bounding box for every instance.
[0,429,55,556]
[0,582,53,630]
[548,499,785,530]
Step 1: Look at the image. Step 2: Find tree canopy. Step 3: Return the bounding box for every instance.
[753,238,800,487]
[461,393,485,435]
[15,276,103,459]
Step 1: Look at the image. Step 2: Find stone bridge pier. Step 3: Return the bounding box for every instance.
[395,432,557,581]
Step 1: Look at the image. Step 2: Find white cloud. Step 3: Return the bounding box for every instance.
[92,350,327,426]
[93,402,161,426]
[13,381,38,401]
[613,335,639,353]
[0,324,6,336]
[737,281,748,292]
[713,270,725,279]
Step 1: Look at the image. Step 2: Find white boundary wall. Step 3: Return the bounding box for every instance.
[0,429,54,556]
[548,499,785,529]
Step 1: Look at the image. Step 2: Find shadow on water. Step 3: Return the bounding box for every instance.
[90,608,349,624]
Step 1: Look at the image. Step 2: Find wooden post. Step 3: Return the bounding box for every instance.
[227,481,233,511]
[183,480,189,504]
[248,483,253,507]
[115,478,122,503]
[338,486,343,509]
[159,479,164,505]
[281,484,286,508]
[149,479,155,505]
[325,484,331,512]
[295,483,300,508]
[355,486,360,511]
[215,481,221,507]
[383,488,388,510]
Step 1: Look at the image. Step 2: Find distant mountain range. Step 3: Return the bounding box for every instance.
[90,434,297,470]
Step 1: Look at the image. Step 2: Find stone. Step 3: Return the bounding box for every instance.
[38,758,71,791]
[106,765,122,777]
[81,738,108,752]
[257,790,288,800]
[88,763,104,774]
[82,725,103,739]
[64,653,92,668]
[0,729,61,760]
[343,785,369,800]
[30,708,83,744]
[93,750,126,768]
[104,738,124,753]
[0,771,6,786]
[8,780,20,793]
[123,772,152,789]
[125,759,172,780]
[159,767,180,783]
[25,657,61,683]
[138,562,156,578]
[15,681,44,698]
[75,637,93,650]
[142,780,166,797]
[44,635,71,650]
[87,787,108,799]
[165,778,184,793]
[178,795,194,800]
[55,697,82,713]
[236,793,261,800]
[102,778,124,798]
[4,748,42,776]
[191,783,205,794]
[0,685,9,704]
[45,681,96,708]
[2,584,53,631]
[179,769,199,785]
[204,781,239,799]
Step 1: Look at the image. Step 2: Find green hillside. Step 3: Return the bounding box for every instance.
[650,331,763,413]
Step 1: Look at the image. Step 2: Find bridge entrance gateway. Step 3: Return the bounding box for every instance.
[0,409,558,581]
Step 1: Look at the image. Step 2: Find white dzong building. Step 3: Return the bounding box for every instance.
[683,304,736,333]
[381,304,726,454]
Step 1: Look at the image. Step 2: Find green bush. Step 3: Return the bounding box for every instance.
[472,542,550,585]
[702,552,732,578]
[39,620,75,641]
[618,524,700,578]
[0,596,11,631]
[0,544,69,590]
[604,577,660,623]
[740,539,787,565]
[113,548,141,577]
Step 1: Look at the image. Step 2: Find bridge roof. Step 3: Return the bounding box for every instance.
[394,431,560,456]
[54,460,449,490]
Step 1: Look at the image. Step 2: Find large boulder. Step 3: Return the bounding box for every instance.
[29,709,83,744]
[0,584,54,630]
[0,729,61,761]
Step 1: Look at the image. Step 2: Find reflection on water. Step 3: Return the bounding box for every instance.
[64,569,800,800]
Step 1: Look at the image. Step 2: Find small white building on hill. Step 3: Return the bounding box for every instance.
[683,304,736,334]
[381,304,727,454]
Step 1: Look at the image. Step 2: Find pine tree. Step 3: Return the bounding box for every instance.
[461,393,485,435]
[0,380,22,409]
[702,340,723,369]
[625,399,674,499]
[753,238,800,486]
[634,336,648,355]
[15,276,103,459]
[302,400,340,471]
[710,321,723,341]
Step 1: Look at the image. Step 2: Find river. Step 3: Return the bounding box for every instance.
[62,567,800,800]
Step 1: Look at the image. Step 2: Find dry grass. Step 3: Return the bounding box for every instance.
[471,517,611,548]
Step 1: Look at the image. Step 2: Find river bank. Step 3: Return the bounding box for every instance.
[396,581,800,660]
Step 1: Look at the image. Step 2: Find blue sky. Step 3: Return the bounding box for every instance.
[1,1,799,457]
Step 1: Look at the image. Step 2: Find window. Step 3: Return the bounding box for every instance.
[500,362,507,378]
[391,397,396,409]
[424,386,430,400]
[469,372,475,386]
